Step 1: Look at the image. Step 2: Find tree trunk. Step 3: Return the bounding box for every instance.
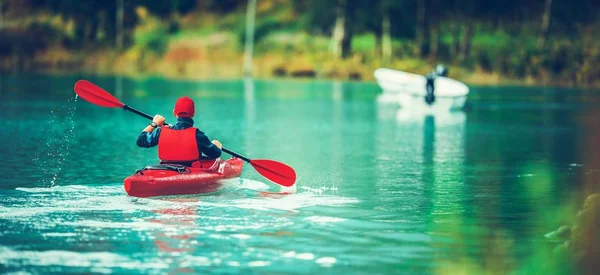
[382,13,392,64]
[448,22,456,60]
[428,0,439,60]
[448,22,460,59]
[429,27,438,60]
[0,0,3,90]
[168,0,181,34]
[0,0,4,29]
[538,0,553,47]
[375,32,381,58]
[243,0,257,77]
[88,19,98,43]
[341,20,352,58]
[457,24,473,63]
[74,16,86,45]
[415,0,426,57]
[116,0,124,51]
[115,0,124,97]
[329,0,346,59]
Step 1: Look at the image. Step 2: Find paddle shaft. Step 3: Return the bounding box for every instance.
[221,148,250,163]
[124,105,154,120]
[122,105,252,163]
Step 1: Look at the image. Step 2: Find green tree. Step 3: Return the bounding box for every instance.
[29,0,138,47]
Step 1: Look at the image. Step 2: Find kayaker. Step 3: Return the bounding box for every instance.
[136,96,222,167]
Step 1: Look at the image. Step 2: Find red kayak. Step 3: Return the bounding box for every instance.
[124,158,244,197]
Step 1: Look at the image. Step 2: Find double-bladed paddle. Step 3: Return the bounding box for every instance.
[73,79,296,187]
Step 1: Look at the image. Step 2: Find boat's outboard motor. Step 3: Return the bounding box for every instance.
[435,64,448,77]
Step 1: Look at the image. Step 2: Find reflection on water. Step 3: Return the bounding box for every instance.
[376,94,600,273]
[115,75,123,99]
[0,74,599,273]
[0,181,359,273]
[398,109,467,230]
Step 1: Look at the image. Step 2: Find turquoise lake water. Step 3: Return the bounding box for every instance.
[0,74,599,274]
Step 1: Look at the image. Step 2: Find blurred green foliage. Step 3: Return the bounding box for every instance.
[0,0,598,86]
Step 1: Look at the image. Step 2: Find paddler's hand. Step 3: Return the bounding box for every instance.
[143,115,165,132]
[153,115,165,126]
[212,140,222,149]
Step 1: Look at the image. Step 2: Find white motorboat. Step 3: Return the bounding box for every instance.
[374,67,469,111]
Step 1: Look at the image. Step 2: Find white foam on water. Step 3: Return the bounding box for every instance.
[282,251,296,258]
[15,184,122,195]
[2,186,193,219]
[209,234,229,240]
[235,178,271,190]
[281,251,336,267]
[232,234,251,240]
[205,223,268,232]
[315,256,337,267]
[299,185,340,195]
[300,186,324,194]
[178,255,212,267]
[175,177,359,212]
[304,216,347,224]
[248,261,270,267]
[42,232,78,237]
[196,216,246,222]
[90,267,112,274]
[212,192,359,212]
[13,180,350,212]
[0,246,169,270]
[4,182,359,242]
[295,253,315,260]
[59,220,189,231]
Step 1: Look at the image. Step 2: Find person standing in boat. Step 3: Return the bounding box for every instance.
[424,64,448,105]
[136,96,222,167]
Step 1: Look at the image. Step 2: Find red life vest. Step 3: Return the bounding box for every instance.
[158,127,200,162]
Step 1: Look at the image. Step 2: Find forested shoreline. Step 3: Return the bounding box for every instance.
[0,0,598,87]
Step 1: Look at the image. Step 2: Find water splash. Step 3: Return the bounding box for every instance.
[32,95,78,187]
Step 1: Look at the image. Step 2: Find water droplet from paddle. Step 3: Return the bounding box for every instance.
[32,96,78,188]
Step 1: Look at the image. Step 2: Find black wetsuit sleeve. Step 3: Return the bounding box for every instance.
[136,127,161,148]
[196,129,222,159]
